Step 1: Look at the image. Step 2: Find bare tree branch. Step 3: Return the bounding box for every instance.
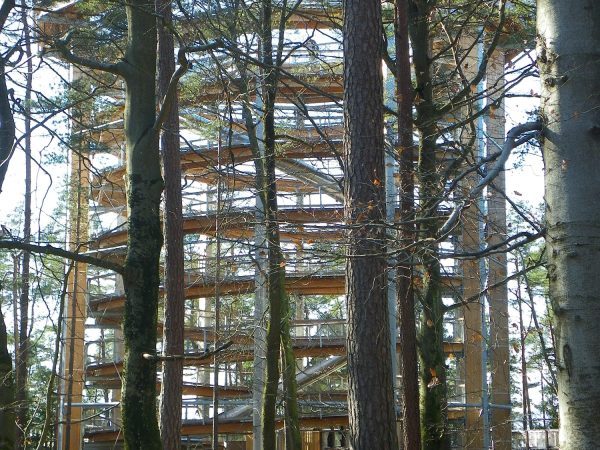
[437,0,508,118]
[0,239,124,274]
[142,340,233,361]
[439,120,542,236]
[153,39,222,134]
[452,229,544,259]
[50,31,124,76]
[0,0,15,30]
[445,256,545,313]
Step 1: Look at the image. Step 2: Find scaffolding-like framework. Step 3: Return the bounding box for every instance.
[39,2,512,449]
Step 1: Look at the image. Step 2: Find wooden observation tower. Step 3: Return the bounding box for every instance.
[38,1,512,449]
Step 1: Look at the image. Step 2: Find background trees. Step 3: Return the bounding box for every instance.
[8,0,600,449]
[403,2,536,447]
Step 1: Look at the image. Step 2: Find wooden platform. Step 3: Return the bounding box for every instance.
[86,341,464,378]
[89,273,346,316]
[91,207,345,248]
[84,408,465,442]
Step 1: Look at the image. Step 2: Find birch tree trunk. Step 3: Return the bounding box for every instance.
[538,2,600,449]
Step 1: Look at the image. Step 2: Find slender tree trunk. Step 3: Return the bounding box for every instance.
[257,9,280,450]
[15,19,33,446]
[344,1,399,449]
[538,2,600,449]
[280,296,300,450]
[519,252,557,392]
[35,263,70,450]
[395,1,420,449]
[256,3,301,450]
[120,1,163,448]
[407,1,449,448]
[156,0,185,448]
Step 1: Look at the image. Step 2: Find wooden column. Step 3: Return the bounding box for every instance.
[487,51,511,450]
[62,130,89,450]
[459,38,484,449]
[462,207,483,450]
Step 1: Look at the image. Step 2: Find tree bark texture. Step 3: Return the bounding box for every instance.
[344,1,399,449]
[156,0,185,448]
[257,4,301,449]
[538,2,600,449]
[15,30,32,447]
[408,1,449,448]
[121,1,163,448]
[486,52,511,450]
[395,1,421,449]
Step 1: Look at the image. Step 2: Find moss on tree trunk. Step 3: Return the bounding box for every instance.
[408,1,450,447]
[120,1,163,448]
[257,3,301,449]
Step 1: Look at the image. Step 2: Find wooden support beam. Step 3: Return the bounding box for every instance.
[62,105,90,450]
[86,341,464,377]
[487,51,511,450]
[462,179,484,450]
[85,408,465,442]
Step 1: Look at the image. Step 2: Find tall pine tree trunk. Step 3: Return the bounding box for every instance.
[156,0,185,448]
[344,1,399,448]
[538,2,600,449]
[15,19,33,446]
[395,1,420,448]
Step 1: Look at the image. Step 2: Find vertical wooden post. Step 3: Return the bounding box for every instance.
[459,38,484,449]
[62,81,89,449]
[462,209,483,449]
[487,51,511,450]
